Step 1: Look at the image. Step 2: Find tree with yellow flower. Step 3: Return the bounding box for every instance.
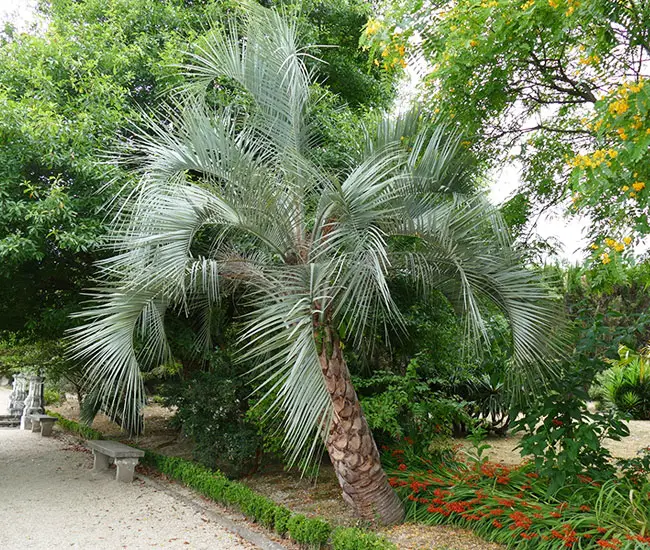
[364,0,650,243]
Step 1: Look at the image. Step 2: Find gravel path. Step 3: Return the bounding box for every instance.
[0,388,272,550]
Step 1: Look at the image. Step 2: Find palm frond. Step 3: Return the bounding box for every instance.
[240,263,333,467]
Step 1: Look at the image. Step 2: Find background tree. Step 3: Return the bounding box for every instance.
[69,5,564,524]
[0,0,393,338]
[363,0,650,256]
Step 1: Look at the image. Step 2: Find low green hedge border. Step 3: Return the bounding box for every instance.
[50,412,396,550]
[47,411,103,440]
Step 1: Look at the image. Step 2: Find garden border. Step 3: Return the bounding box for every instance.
[47,411,396,550]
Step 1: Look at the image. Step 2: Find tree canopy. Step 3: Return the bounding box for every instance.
[364,0,650,260]
[0,0,394,337]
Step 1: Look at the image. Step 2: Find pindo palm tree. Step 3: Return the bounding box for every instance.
[69,4,565,524]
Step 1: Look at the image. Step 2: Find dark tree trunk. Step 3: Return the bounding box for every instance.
[318,326,405,525]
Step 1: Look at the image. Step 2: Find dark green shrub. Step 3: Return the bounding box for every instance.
[160,354,261,477]
[273,506,292,536]
[331,527,397,550]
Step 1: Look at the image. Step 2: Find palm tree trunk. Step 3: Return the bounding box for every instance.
[318,326,405,525]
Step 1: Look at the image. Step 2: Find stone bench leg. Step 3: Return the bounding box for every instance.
[115,458,139,482]
[92,450,111,472]
[31,419,41,433]
[20,416,32,431]
[40,421,55,437]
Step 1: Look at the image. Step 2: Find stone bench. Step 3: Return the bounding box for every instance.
[28,414,57,437]
[87,440,145,483]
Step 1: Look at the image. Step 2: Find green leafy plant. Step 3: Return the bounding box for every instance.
[356,359,471,459]
[513,379,629,494]
[160,356,261,478]
[593,345,650,420]
[331,527,397,550]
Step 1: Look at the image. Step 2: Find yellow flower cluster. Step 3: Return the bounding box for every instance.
[620,80,644,95]
[630,115,643,130]
[593,237,632,259]
[548,0,559,7]
[480,0,499,7]
[609,98,630,116]
[365,19,382,36]
[569,149,617,169]
[579,54,600,66]
[521,0,535,10]
[632,181,646,192]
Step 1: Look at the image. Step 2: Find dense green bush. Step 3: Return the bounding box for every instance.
[287,514,332,547]
[160,350,261,477]
[356,360,470,459]
[512,375,629,493]
[561,262,650,380]
[591,345,650,419]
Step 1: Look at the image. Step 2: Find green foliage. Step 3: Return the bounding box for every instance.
[43,387,63,406]
[160,352,261,477]
[560,262,650,381]
[592,345,650,420]
[355,360,471,459]
[331,527,397,550]
[617,446,650,488]
[367,0,650,243]
[513,376,629,494]
[46,411,103,440]
[287,514,332,548]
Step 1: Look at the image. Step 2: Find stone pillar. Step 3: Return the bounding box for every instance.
[20,375,45,430]
[8,374,27,417]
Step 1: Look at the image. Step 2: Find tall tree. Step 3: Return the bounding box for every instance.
[0,0,391,337]
[363,0,650,258]
[69,5,564,523]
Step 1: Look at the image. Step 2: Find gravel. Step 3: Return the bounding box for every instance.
[0,387,262,550]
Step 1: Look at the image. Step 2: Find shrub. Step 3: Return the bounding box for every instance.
[592,345,650,419]
[513,379,629,493]
[287,514,331,548]
[273,506,291,536]
[331,527,397,550]
[356,360,471,459]
[160,357,261,477]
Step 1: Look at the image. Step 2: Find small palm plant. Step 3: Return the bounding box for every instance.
[69,4,565,524]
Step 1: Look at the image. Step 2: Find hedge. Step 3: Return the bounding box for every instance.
[46,411,103,440]
[53,413,396,549]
